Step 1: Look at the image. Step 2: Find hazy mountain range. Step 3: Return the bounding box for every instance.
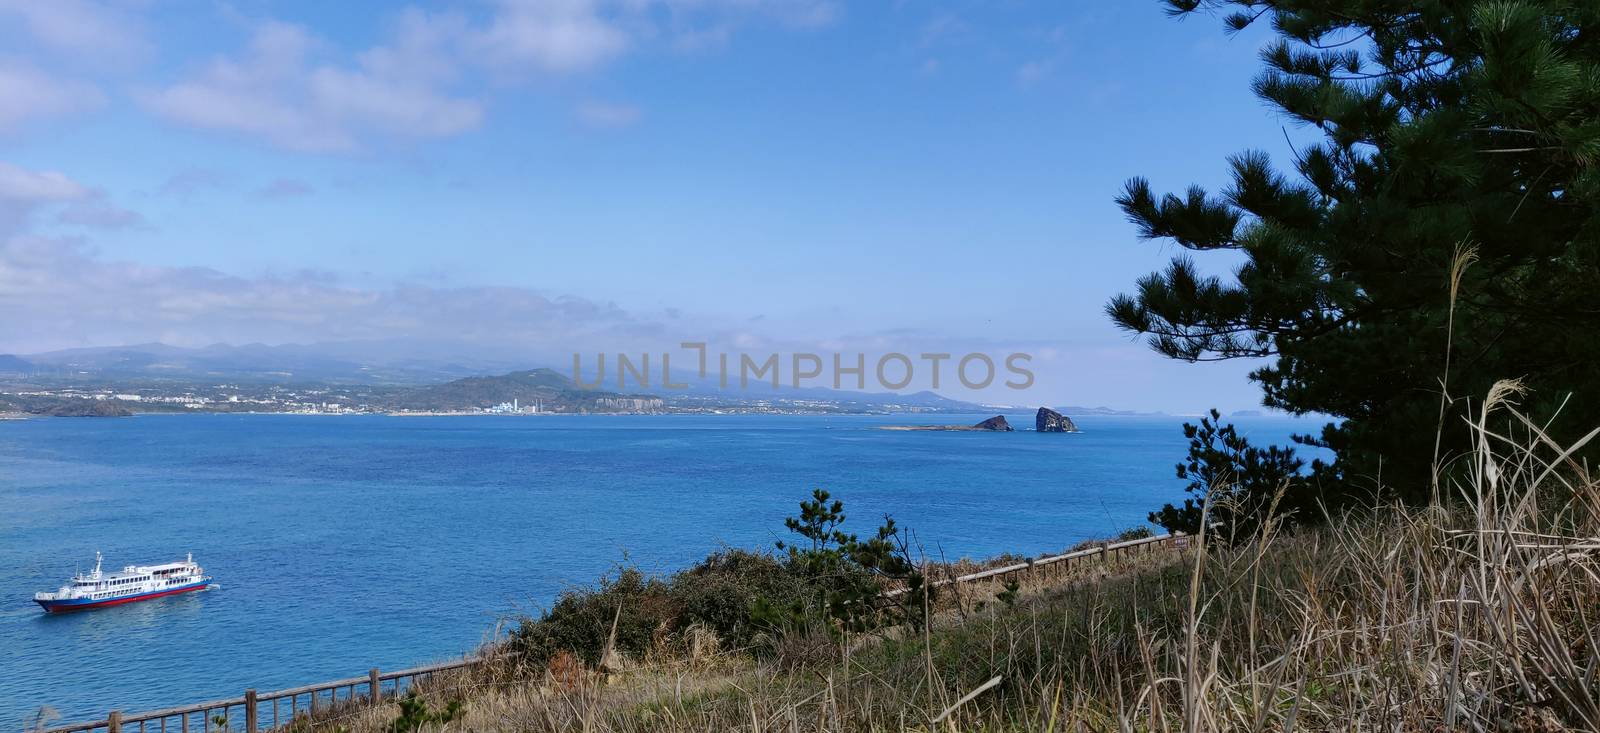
[0,341,1165,416]
[2,341,508,383]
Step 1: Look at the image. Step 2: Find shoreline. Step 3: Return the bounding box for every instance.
[3,409,1043,419]
[0,409,1253,420]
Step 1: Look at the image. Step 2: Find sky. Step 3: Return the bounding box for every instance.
[0,0,1306,412]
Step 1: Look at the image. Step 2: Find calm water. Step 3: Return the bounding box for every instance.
[0,412,1323,728]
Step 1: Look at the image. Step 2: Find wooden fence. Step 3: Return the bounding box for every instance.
[39,530,1196,733]
[40,658,478,733]
[887,529,1194,597]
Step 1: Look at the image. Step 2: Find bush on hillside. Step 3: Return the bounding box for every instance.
[668,549,810,650]
[511,566,676,668]
[1149,409,1317,536]
[511,490,934,670]
[759,489,934,635]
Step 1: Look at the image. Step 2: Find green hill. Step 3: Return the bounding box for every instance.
[382,368,661,413]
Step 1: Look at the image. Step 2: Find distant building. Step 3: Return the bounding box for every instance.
[486,398,542,414]
[594,397,664,413]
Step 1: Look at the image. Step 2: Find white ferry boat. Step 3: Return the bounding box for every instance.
[34,552,211,613]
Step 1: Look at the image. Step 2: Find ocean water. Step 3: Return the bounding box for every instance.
[0,412,1325,729]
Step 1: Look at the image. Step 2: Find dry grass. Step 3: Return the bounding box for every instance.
[311,382,1599,732]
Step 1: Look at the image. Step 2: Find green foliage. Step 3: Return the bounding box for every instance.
[512,565,673,667]
[779,490,851,554]
[762,490,934,636]
[386,691,461,733]
[512,490,932,669]
[1150,409,1313,535]
[380,368,647,412]
[668,549,811,649]
[1111,1,1600,506]
[1115,526,1154,541]
[512,549,812,666]
[995,579,1021,609]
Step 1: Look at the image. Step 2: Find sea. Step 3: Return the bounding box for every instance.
[0,412,1326,729]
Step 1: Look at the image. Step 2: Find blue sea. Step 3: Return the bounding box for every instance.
[0,412,1324,729]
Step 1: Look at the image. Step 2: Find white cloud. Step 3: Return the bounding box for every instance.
[1016,59,1052,87]
[0,162,89,202]
[575,100,641,128]
[657,0,839,29]
[0,161,139,232]
[0,235,659,354]
[0,0,149,65]
[472,0,629,73]
[359,8,469,85]
[256,178,314,199]
[644,0,837,51]
[140,21,485,153]
[918,12,965,47]
[57,196,145,229]
[158,168,228,197]
[0,64,104,133]
[0,161,655,354]
[135,2,839,151]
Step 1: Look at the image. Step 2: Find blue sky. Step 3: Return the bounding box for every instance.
[0,0,1302,412]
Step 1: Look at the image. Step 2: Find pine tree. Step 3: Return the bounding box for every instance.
[1111,0,1600,503]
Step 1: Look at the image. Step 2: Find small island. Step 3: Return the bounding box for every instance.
[885,408,1082,434]
[1036,407,1079,433]
[43,401,134,418]
[882,415,1015,432]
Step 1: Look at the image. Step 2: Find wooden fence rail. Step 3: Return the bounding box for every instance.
[886,529,1194,597]
[40,658,478,733]
[40,529,1197,733]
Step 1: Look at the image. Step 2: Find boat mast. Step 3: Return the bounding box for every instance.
[93,551,103,580]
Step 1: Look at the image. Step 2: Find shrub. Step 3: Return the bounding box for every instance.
[1149,409,1312,536]
[511,489,933,669]
[512,565,677,667]
[386,691,461,733]
[763,489,934,635]
[669,549,810,650]
[1115,526,1153,541]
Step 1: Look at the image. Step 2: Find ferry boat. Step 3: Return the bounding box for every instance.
[34,552,211,613]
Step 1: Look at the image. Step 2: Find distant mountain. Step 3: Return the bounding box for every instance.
[649,373,988,411]
[0,354,35,375]
[7,342,1164,415]
[378,368,661,413]
[970,404,1166,417]
[18,342,514,384]
[1051,405,1167,417]
[692,386,982,410]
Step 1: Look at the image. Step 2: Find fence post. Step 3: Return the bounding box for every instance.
[245,689,257,732]
[370,668,382,702]
[107,711,121,733]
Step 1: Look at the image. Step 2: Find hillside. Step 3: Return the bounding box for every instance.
[0,355,35,375]
[379,369,663,413]
[15,342,516,384]
[303,408,1597,732]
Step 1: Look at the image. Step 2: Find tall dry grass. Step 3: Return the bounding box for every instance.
[312,382,1598,732]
